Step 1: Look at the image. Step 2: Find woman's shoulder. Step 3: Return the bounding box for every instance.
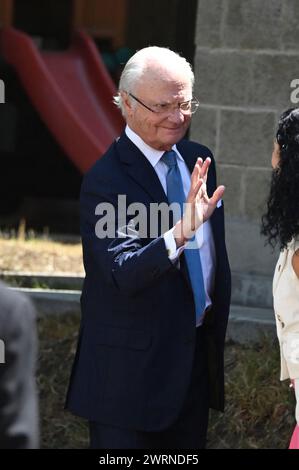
[291,237,299,278]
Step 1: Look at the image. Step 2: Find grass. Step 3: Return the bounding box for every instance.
[38,314,89,449]
[0,236,84,274]
[38,314,296,449]
[208,337,295,449]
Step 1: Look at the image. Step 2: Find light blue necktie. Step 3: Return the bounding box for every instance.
[161,150,206,324]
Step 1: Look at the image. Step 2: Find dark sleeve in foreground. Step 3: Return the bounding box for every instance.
[0,286,39,449]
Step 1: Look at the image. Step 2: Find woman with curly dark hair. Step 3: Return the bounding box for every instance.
[262,107,299,449]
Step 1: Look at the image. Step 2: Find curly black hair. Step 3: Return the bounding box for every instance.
[261,107,299,250]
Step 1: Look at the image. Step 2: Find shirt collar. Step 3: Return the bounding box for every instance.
[125,125,183,168]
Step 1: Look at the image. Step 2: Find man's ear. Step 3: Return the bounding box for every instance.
[121,91,133,117]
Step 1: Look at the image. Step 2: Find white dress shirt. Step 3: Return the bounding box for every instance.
[125,126,216,322]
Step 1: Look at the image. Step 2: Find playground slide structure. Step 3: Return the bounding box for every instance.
[0,27,124,173]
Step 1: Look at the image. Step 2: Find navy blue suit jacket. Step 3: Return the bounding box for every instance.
[66,133,231,431]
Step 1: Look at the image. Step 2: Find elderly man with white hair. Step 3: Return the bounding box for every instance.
[66,46,231,449]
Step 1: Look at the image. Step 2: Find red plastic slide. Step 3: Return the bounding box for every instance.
[0,27,124,173]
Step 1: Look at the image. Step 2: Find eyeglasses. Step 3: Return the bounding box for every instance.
[128,93,200,115]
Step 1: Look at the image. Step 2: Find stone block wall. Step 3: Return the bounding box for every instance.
[191,0,299,296]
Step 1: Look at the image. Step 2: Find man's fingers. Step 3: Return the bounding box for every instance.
[191,177,204,198]
[200,157,211,179]
[209,185,225,207]
[190,159,202,189]
[191,158,203,175]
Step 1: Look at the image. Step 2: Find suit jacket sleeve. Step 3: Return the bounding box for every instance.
[80,171,176,297]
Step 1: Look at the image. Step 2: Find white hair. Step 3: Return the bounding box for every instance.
[113,46,194,117]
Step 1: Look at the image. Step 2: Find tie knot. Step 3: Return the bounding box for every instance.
[161,150,178,168]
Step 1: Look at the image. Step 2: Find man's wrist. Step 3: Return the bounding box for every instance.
[173,220,194,248]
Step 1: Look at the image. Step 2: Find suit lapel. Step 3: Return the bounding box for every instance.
[177,143,197,176]
[116,133,168,205]
[176,140,216,197]
[117,134,215,202]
